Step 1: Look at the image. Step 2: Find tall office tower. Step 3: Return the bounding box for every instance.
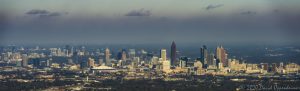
[200,45,208,66]
[171,41,176,66]
[65,45,72,57]
[216,46,228,67]
[160,49,167,61]
[121,49,127,61]
[105,48,111,65]
[128,49,136,59]
[88,58,95,67]
[207,53,216,66]
[21,54,28,67]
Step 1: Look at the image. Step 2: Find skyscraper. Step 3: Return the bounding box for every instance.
[216,46,228,67]
[121,49,127,61]
[200,45,208,67]
[21,54,28,67]
[65,45,72,57]
[128,49,136,59]
[171,41,176,66]
[160,49,167,61]
[105,48,111,66]
[207,53,216,66]
[88,58,95,67]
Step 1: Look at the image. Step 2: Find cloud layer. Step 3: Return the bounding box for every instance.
[205,4,224,10]
[26,9,67,17]
[125,9,151,16]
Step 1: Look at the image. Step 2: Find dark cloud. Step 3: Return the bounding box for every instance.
[125,9,151,16]
[205,4,224,10]
[26,9,67,17]
[26,9,49,15]
[240,11,256,15]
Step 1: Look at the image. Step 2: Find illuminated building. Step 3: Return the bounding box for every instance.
[285,63,299,73]
[160,49,167,61]
[105,48,111,66]
[216,46,228,67]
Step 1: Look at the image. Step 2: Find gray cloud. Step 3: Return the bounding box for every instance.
[26,9,49,15]
[240,11,256,15]
[205,4,224,10]
[125,9,151,16]
[26,9,67,17]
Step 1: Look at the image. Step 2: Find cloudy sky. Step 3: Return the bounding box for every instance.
[0,0,300,45]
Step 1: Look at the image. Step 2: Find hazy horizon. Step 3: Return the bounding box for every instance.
[1,0,300,45]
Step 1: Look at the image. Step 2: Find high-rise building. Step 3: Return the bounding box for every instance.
[171,41,176,66]
[216,46,228,67]
[88,58,95,67]
[121,49,127,61]
[65,45,72,57]
[105,48,111,66]
[160,49,167,61]
[21,54,28,67]
[207,53,216,66]
[128,49,136,59]
[46,58,52,67]
[200,45,208,67]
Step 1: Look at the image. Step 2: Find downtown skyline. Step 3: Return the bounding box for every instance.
[1,1,300,91]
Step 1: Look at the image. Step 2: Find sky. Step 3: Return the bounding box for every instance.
[0,0,300,45]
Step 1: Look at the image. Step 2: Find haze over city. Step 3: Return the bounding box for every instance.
[1,0,300,91]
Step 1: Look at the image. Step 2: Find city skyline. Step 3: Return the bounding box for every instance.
[0,41,299,90]
[1,1,300,91]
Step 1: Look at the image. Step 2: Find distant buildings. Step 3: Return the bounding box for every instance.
[160,49,167,61]
[159,49,171,73]
[21,54,28,67]
[171,41,176,66]
[285,63,299,73]
[128,49,136,59]
[105,48,110,66]
[0,43,299,82]
[121,49,127,61]
[200,45,208,68]
[216,46,228,67]
[88,58,95,67]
